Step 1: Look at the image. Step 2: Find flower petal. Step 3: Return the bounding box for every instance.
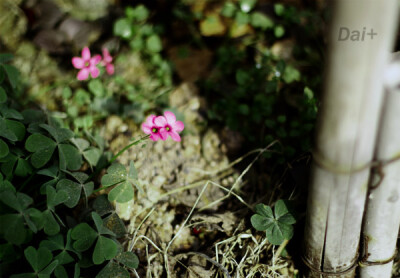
[82,47,91,60]
[72,57,85,69]
[106,64,115,75]
[145,115,156,126]
[141,123,152,134]
[164,111,176,124]
[159,128,168,140]
[90,67,100,78]
[102,48,113,63]
[154,116,167,127]
[91,55,102,65]
[169,131,181,142]
[77,68,90,80]
[150,133,160,141]
[172,121,184,132]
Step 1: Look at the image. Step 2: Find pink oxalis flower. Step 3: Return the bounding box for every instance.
[155,111,185,142]
[141,115,163,141]
[102,48,115,75]
[141,111,184,142]
[72,47,102,81]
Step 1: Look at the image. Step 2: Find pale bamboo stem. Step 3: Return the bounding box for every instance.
[360,53,400,278]
[303,1,399,277]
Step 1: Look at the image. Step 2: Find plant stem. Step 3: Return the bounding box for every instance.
[109,134,150,164]
[86,134,150,188]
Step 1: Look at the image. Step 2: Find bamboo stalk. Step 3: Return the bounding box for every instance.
[302,1,399,277]
[359,52,400,278]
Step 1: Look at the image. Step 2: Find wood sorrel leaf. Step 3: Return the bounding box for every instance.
[92,195,114,216]
[108,181,134,203]
[251,200,296,245]
[24,246,53,273]
[58,143,82,171]
[25,133,57,168]
[2,64,19,89]
[103,212,126,238]
[266,222,293,245]
[92,236,118,265]
[101,163,126,186]
[40,124,74,143]
[0,214,27,244]
[250,214,274,231]
[0,138,9,159]
[92,212,115,237]
[71,223,97,252]
[274,199,296,224]
[0,88,7,103]
[96,262,129,278]
[46,186,68,209]
[56,179,81,208]
[5,119,25,141]
[71,137,101,167]
[43,210,60,236]
[115,251,139,269]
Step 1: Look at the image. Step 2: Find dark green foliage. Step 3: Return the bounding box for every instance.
[251,200,296,245]
[0,61,138,277]
[9,246,59,277]
[71,212,118,265]
[25,124,82,170]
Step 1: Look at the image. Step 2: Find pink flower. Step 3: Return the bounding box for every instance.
[72,47,102,81]
[102,48,115,75]
[154,111,184,142]
[141,115,164,141]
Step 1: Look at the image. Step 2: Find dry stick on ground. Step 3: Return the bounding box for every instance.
[302,0,399,277]
[360,52,400,278]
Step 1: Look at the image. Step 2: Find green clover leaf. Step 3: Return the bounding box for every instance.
[0,138,9,158]
[250,200,296,245]
[101,163,126,186]
[25,133,57,168]
[71,223,98,252]
[56,172,94,208]
[0,105,25,142]
[42,186,68,236]
[103,212,127,238]
[25,124,82,170]
[1,64,20,89]
[250,12,274,30]
[38,166,64,193]
[92,195,126,238]
[114,18,133,39]
[71,212,118,265]
[115,251,139,269]
[93,236,118,265]
[71,137,102,167]
[40,231,81,265]
[10,246,59,278]
[1,148,33,178]
[0,190,40,244]
[101,162,137,203]
[92,194,114,216]
[96,262,130,278]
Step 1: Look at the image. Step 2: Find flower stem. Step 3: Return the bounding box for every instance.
[85,134,150,185]
[109,134,150,164]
